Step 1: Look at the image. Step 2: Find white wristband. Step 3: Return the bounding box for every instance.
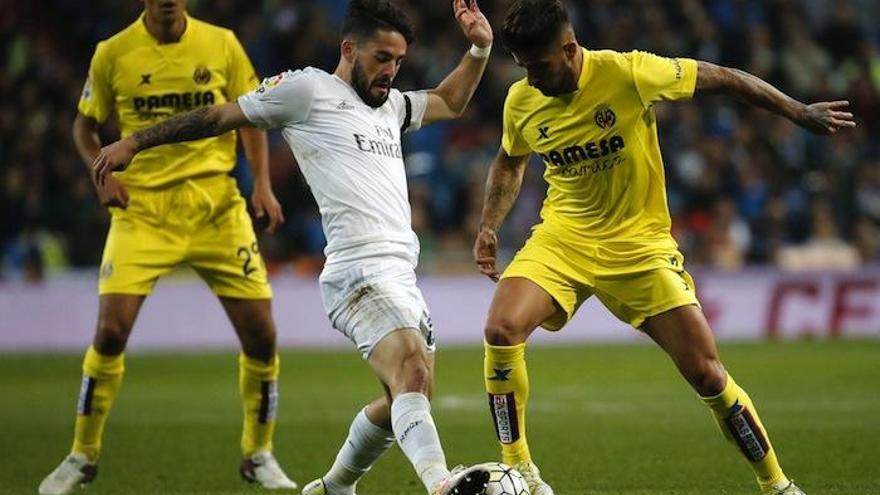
[469,43,492,59]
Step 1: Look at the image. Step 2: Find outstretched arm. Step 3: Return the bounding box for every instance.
[423,0,493,123]
[473,147,530,281]
[93,102,252,182]
[695,61,856,135]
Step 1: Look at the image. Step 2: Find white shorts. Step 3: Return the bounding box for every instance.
[319,257,435,359]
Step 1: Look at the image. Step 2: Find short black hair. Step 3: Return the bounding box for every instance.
[502,0,570,54]
[341,0,416,45]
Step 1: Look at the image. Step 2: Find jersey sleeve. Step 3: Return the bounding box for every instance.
[224,30,260,100]
[630,50,698,107]
[77,41,114,123]
[237,70,315,129]
[389,89,428,134]
[501,89,531,157]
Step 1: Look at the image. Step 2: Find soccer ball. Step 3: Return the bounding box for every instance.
[483,462,530,495]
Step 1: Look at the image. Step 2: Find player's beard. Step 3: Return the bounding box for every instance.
[352,59,390,108]
[537,71,577,97]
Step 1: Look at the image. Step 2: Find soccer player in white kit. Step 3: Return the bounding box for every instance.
[92,0,494,493]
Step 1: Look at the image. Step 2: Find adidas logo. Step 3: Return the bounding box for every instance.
[337,101,355,110]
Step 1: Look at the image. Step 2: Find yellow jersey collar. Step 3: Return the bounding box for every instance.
[576,48,591,91]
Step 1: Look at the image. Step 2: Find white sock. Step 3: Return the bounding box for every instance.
[323,407,395,493]
[391,392,450,492]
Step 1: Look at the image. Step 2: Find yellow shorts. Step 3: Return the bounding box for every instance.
[501,227,698,330]
[98,174,272,299]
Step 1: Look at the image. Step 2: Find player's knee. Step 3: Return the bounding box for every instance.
[94,318,132,354]
[398,352,431,396]
[484,315,529,346]
[688,357,727,396]
[242,325,277,361]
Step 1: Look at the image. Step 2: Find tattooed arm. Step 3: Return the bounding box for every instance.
[92,102,252,183]
[695,61,855,135]
[473,147,530,281]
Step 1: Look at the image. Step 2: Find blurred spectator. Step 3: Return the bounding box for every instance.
[777,198,861,271]
[1,0,878,279]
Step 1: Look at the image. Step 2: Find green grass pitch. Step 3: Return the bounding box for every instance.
[2,340,878,494]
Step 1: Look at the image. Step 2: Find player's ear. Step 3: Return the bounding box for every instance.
[563,41,578,60]
[341,39,357,64]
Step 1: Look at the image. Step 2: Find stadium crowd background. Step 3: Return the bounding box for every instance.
[2,0,879,281]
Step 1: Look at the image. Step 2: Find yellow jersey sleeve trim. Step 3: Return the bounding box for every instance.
[680,58,698,100]
[78,41,114,123]
[631,51,698,107]
[501,82,532,157]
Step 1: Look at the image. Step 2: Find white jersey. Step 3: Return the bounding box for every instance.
[238,67,428,267]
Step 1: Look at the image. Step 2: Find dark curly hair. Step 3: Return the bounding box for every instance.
[501,0,570,54]
[341,0,416,44]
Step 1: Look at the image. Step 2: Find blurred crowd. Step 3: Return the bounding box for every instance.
[2,0,879,281]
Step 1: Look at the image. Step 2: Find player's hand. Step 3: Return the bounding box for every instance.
[796,100,857,135]
[251,180,285,234]
[93,136,137,185]
[453,0,493,49]
[473,226,499,282]
[93,175,130,209]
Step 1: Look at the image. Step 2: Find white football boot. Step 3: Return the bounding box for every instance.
[431,464,491,495]
[239,451,298,490]
[301,477,357,495]
[513,461,554,495]
[765,480,806,495]
[38,453,98,495]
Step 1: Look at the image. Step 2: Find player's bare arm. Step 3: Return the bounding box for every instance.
[238,127,284,233]
[73,112,129,209]
[423,0,493,123]
[93,102,251,183]
[695,61,856,135]
[473,148,529,281]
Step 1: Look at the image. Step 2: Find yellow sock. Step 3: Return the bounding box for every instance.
[484,341,532,465]
[240,353,280,457]
[701,374,788,491]
[71,346,125,463]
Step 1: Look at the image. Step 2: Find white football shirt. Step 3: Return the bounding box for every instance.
[238,67,428,267]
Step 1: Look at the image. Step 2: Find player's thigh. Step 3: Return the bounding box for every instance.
[496,230,591,336]
[188,198,272,299]
[98,210,184,296]
[486,277,564,344]
[641,304,719,361]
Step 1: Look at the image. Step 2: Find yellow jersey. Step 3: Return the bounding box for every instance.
[79,13,259,189]
[502,49,697,268]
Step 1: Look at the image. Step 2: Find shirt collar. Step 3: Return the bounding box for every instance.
[576,48,590,91]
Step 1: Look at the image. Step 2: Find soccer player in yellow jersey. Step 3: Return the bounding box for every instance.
[38,1,295,493]
[473,1,857,495]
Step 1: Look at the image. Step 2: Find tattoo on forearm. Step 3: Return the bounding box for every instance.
[725,67,800,120]
[132,107,219,151]
[698,62,801,121]
[482,170,522,230]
